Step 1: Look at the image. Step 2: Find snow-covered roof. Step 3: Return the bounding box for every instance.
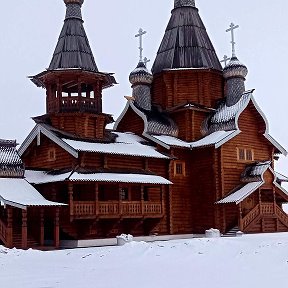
[18,124,169,160]
[146,130,239,149]
[275,172,288,183]
[241,161,271,183]
[216,182,263,205]
[0,178,65,210]
[25,170,172,185]
[62,131,169,159]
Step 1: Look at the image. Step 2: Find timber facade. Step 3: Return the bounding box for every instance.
[0,0,288,250]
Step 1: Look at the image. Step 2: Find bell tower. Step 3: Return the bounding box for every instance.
[30,0,116,139]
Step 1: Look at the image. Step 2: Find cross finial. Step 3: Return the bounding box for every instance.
[220,55,231,67]
[135,28,147,62]
[143,57,150,67]
[226,23,239,57]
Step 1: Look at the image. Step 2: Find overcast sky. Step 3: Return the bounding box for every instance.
[0,0,287,172]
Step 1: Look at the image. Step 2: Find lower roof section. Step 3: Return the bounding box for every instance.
[147,130,239,149]
[0,178,65,210]
[216,181,263,205]
[25,170,172,186]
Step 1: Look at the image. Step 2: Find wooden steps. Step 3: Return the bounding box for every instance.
[223,226,239,237]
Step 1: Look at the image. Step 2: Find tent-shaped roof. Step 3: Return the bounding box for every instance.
[152,0,222,74]
[48,0,98,72]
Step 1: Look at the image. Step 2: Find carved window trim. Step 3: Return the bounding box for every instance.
[237,147,254,162]
[174,161,186,177]
[48,148,56,161]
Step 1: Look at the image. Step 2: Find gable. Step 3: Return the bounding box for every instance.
[22,134,75,170]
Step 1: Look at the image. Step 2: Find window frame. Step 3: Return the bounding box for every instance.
[237,147,254,162]
[174,161,186,177]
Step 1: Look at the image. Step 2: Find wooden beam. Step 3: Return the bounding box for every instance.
[68,183,74,222]
[21,210,28,249]
[6,207,13,248]
[40,209,44,247]
[54,208,60,249]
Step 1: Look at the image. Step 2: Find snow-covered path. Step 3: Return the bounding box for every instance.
[1,233,288,288]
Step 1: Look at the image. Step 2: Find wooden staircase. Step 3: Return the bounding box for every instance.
[241,203,288,233]
[223,226,240,237]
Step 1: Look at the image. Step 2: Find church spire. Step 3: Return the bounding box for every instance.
[152,0,221,74]
[174,0,195,8]
[48,0,98,72]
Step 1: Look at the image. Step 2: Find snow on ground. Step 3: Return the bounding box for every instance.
[1,233,288,288]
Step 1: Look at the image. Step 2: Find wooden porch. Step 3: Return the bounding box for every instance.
[67,183,166,221]
[0,206,60,250]
[239,203,288,233]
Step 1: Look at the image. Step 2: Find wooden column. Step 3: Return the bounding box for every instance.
[161,185,165,215]
[273,188,276,215]
[119,185,123,216]
[40,208,45,247]
[51,184,57,202]
[21,210,27,249]
[6,207,13,248]
[141,186,145,215]
[54,208,60,248]
[95,184,99,216]
[238,203,243,232]
[68,183,74,222]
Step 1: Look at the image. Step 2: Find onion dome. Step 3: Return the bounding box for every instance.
[129,61,153,86]
[223,56,248,80]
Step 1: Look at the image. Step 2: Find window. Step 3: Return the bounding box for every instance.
[237,148,254,162]
[174,161,186,177]
[48,149,56,161]
[119,187,129,201]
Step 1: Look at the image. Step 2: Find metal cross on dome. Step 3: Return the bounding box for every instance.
[143,57,150,67]
[135,28,147,62]
[220,55,231,67]
[226,22,239,57]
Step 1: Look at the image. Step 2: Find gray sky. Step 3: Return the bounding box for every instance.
[0,0,287,173]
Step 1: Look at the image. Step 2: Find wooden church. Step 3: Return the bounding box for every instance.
[1,0,288,249]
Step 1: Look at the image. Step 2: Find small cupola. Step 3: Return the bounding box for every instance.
[223,23,248,107]
[30,0,116,115]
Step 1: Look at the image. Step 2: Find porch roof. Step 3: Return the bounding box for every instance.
[25,170,172,185]
[216,182,263,205]
[0,178,66,210]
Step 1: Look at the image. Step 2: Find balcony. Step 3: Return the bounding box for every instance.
[73,201,163,219]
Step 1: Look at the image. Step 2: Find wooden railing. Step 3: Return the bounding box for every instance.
[0,218,7,244]
[99,202,119,215]
[73,201,162,218]
[261,203,274,215]
[242,204,260,230]
[74,202,95,217]
[275,205,288,227]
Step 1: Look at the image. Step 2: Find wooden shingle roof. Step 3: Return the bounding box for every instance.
[152,1,222,74]
[48,1,98,72]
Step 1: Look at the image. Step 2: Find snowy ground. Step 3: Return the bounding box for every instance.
[1,233,288,288]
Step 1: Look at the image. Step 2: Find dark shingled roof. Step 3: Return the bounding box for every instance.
[152,1,222,74]
[0,140,25,178]
[48,1,98,72]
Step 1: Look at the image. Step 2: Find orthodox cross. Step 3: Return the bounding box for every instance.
[135,28,147,62]
[143,57,150,67]
[226,23,239,57]
[220,55,231,66]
